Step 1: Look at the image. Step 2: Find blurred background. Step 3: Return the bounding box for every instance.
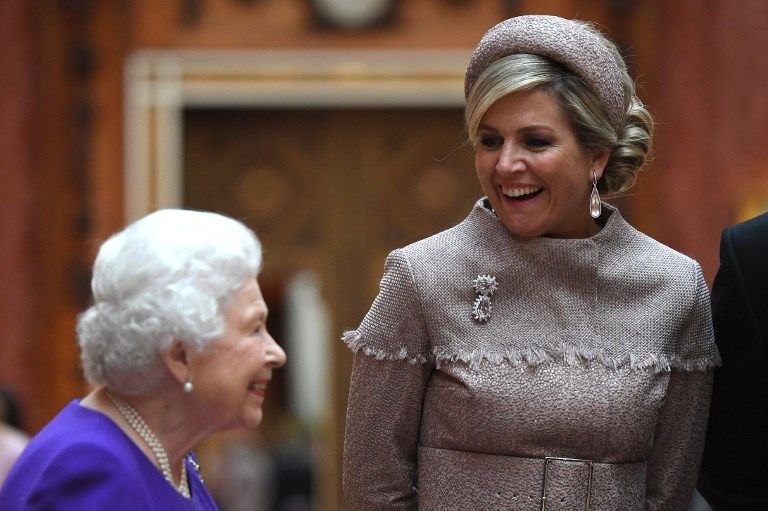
[1,0,767,509]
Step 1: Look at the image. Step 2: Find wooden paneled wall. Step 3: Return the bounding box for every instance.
[1,0,38,430]
[637,0,768,275]
[2,0,768,508]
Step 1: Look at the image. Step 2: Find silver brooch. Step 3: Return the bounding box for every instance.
[187,454,204,483]
[471,274,497,322]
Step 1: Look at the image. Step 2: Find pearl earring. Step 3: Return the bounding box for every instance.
[183,380,194,393]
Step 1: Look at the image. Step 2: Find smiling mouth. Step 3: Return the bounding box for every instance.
[247,381,269,395]
[502,186,543,200]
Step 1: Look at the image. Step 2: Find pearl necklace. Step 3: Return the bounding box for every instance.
[107,391,190,499]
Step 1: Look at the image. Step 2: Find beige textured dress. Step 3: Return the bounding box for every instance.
[343,199,719,510]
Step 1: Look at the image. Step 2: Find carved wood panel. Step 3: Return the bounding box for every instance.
[184,107,479,303]
[183,107,479,506]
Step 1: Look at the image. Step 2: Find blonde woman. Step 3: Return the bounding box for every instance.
[343,15,718,510]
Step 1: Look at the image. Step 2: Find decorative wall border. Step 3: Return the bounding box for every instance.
[123,49,471,221]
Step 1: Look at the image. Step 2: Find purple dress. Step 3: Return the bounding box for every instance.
[0,400,219,510]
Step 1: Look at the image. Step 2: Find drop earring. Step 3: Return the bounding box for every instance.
[589,170,601,219]
[183,379,194,393]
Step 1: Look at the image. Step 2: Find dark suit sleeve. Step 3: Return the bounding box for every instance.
[698,226,768,509]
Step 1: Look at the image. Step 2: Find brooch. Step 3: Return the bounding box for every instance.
[471,274,497,323]
[187,454,204,483]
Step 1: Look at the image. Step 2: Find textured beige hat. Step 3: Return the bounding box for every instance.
[465,15,627,131]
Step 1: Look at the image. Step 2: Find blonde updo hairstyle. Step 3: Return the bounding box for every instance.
[465,22,653,198]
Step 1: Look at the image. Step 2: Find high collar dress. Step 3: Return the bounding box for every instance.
[343,199,719,511]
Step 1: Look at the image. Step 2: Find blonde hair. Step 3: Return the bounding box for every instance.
[465,52,653,198]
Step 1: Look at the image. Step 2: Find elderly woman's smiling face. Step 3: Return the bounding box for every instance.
[475,88,608,239]
[190,277,286,431]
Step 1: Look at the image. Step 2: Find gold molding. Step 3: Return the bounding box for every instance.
[123,49,471,221]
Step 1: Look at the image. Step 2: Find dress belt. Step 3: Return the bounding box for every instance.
[417,445,646,511]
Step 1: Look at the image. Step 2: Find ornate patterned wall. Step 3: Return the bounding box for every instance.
[4,0,768,508]
[183,107,479,504]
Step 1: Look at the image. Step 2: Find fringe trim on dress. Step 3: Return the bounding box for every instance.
[342,331,721,373]
[342,331,430,365]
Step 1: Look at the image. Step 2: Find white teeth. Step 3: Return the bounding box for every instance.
[502,186,542,198]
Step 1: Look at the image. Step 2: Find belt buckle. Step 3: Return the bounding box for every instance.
[540,456,593,511]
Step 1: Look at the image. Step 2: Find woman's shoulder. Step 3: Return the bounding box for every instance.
[23,401,127,452]
[396,199,504,267]
[610,213,703,282]
[402,215,481,255]
[0,402,156,509]
[6,401,140,474]
[604,214,717,368]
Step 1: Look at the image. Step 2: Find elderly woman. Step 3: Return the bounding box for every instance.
[0,209,286,510]
[343,15,719,510]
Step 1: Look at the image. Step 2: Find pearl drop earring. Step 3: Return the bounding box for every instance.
[589,170,601,219]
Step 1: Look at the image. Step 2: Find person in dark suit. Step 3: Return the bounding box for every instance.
[698,211,768,509]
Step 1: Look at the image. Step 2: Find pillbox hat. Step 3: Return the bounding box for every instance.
[465,15,627,131]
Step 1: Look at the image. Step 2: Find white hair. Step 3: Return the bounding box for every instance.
[77,209,262,395]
